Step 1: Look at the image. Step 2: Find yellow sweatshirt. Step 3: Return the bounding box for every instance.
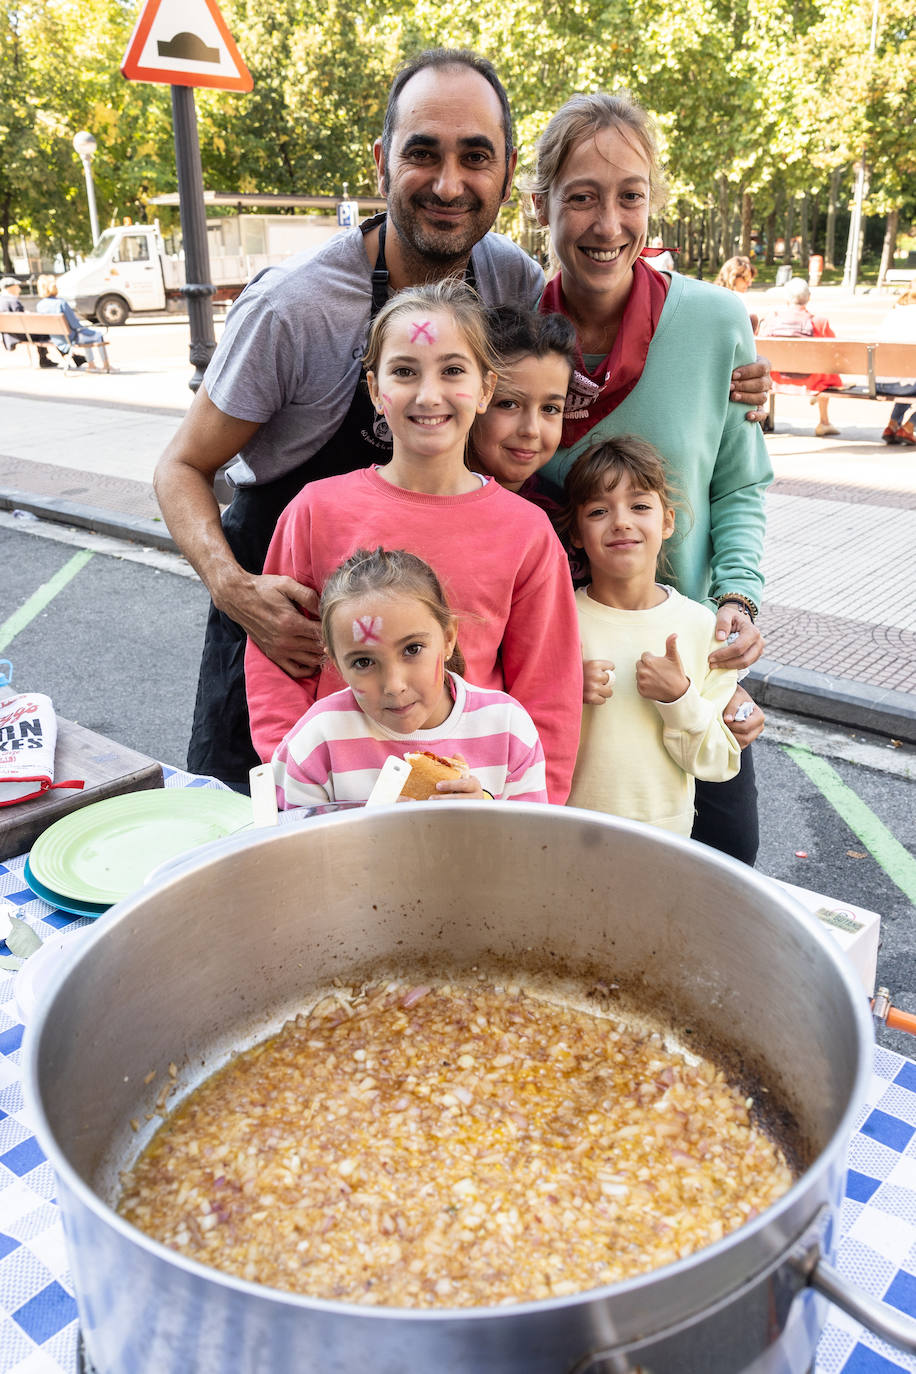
[569,587,740,835]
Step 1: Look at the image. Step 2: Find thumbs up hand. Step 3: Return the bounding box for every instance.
[636,633,690,703]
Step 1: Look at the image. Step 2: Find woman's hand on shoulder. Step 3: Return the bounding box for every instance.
[730,354,772,422]
[583,658,616,705]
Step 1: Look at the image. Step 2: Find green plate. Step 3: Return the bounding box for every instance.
[28,789,252,905]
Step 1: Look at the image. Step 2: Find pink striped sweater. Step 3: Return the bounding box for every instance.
[273,673,548,807]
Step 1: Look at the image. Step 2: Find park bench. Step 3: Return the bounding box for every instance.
[762,338,916,427]
[0,310,111,372]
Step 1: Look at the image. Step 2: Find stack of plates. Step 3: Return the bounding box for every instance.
[24,789,252,916]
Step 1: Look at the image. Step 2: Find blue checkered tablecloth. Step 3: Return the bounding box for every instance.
[0,769,915,1373]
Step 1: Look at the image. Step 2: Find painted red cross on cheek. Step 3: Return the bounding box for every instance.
[353,616,383,644]
[409,320,436,344]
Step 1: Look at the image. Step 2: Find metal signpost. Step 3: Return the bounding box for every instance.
[72,132,100,246]
[121,0,253,390]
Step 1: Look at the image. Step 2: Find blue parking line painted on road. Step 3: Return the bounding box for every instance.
[0,549,94,652]
[783,745,916,906]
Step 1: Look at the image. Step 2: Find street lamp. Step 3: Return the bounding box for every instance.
[73,130,100,247]
[842,0,880,292]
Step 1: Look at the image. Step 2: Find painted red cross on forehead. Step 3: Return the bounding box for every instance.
[409,320,436,344]
[352,615,383,644]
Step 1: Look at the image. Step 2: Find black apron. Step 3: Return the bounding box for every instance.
[188,217,477,786]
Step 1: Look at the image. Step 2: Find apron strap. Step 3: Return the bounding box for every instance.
[370,216,478,317]
[370,219,390,317]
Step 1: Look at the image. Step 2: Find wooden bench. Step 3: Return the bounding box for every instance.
[761,338,916,427]
[0,309,111,372]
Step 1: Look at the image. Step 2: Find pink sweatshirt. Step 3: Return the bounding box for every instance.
[244,468,582,802]
[273,673,547,807]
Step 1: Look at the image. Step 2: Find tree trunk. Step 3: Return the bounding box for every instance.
[878,209,898,285]
[0,191,12,274]
[825,167,843,270]
[740,192,753,256]
[718,176,731,265]
[783,198,794,263]
[765,208,776,266]
[799,194,810,266]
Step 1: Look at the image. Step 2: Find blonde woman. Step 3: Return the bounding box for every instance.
[526,90,771,864]
[35,275,107,371]
[715,256,759,331]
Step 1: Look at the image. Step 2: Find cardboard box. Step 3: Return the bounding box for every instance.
[775,879,880,996]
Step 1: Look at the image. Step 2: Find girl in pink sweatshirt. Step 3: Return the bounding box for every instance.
[244,279,582,803]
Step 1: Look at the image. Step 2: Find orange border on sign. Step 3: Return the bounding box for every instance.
[121,0,253,91]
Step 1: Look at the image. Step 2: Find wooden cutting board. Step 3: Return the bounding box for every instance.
[0,718,163,861]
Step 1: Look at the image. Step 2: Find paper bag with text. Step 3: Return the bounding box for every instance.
[0,693,85,807]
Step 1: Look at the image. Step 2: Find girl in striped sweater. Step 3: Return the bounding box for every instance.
[271,547,547,808]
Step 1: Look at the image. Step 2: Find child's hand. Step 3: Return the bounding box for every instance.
[583,658,616,705]
[433,775,489,799]
[637,634,690,703]
[431,758,486,802]
[430,754,490,800]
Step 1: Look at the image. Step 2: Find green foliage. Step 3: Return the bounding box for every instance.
[2,0,914,268]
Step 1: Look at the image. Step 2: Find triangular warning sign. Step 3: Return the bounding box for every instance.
[121,0,253,91]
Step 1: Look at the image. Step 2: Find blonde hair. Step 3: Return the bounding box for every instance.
[320,547,465,675]
[715,256,757,291]
[522,91,668,218]
[363,279,500,380]
[561,436,690,579]
[36,274,58,299]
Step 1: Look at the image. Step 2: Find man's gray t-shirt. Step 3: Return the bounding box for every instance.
[205,220,545,487]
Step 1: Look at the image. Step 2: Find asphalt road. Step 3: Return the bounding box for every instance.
[3,516,914,1055]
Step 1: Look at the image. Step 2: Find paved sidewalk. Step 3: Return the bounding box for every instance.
[2,349,915,743]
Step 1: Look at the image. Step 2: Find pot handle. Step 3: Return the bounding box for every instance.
[809,1256,916,1353]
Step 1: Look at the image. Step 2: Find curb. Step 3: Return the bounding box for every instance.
[5,487,915,745]
[0,488,178,554]
[747,658,916,746]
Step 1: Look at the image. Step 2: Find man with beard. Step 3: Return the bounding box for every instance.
[155,49,543,788]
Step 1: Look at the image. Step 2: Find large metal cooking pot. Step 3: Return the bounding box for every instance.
[24,805,916,1373]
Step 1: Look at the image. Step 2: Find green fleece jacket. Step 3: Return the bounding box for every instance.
[542,273,773,610]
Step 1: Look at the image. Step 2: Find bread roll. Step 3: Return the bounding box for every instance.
[400,751,468,801]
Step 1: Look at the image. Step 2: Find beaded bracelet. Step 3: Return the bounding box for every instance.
[716,593,759,623]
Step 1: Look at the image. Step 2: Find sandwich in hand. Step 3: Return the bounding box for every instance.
[400,751,469,801]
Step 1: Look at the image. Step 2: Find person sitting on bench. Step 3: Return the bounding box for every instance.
[0,276,66,369]
[757,277,841,437]
[878,286,916,447]
[35,274,106,371]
